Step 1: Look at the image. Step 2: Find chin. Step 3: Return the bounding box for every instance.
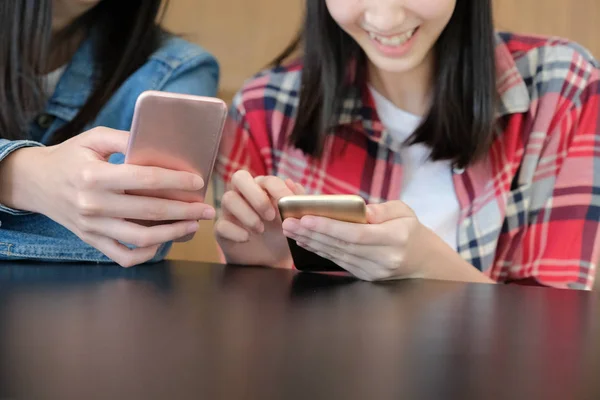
[364,45,432,75]
[369,57,421,75]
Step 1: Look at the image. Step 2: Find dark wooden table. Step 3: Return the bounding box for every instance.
[0,260,598,400]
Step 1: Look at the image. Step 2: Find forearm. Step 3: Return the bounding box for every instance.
[421,228,495,284]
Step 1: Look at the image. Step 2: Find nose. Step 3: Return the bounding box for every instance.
[362,1,408,34]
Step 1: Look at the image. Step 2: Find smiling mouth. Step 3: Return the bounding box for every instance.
[367,27,419,47]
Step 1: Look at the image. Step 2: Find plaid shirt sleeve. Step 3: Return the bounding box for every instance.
[213,93,270,212]
[501,62,600,289]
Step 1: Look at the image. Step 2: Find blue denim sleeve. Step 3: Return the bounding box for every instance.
[0,138,171,264]
[0,139,44,215]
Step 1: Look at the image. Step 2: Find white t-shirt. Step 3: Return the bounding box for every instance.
[44,65,67,96]
[369,86,460,250]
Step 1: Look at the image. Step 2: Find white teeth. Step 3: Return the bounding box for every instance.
[369,28,416,47]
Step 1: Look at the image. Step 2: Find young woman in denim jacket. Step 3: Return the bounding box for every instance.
[0,0,219,267]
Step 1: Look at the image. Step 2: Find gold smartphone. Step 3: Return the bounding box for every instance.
[278,195,367,272]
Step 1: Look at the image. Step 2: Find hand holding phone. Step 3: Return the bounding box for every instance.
[11,127,214,268]
[124,90,227,203]
[214,172,305,268]
[278,195,367,272]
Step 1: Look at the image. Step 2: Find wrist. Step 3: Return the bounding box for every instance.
[417,226,494,284]
[0,146,49,213]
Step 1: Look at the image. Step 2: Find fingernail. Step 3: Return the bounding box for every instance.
[202,208,216,220]
[282,219,300,232]
[264,208,276,221]
[193,176,205,189]
[255,221,265,233]
[238,231,250,243]
[187,221,199,233]
[282,229,296,239]
[300,216,317,228]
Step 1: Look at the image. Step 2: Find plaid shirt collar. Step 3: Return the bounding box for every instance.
[334,33,532,144]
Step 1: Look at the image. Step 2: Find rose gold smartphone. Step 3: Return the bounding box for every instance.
[124,90,227,203]
[278,195,367,272]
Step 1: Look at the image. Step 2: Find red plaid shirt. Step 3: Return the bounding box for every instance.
[215,33,600,290]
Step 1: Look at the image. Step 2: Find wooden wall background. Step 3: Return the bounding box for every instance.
[162,0,600,263]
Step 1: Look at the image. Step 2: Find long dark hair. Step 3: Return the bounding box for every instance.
[275,0,498,168]
[0,0,168,143]
[0,0,52,140]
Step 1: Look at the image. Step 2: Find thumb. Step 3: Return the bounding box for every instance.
[367,201,414,224]
[284,179,306,195]
[77,127,130,158]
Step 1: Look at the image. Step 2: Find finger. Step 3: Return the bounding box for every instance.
[77,193,214,221]
[282,219,383,260]
[257,176,295,201]
[366,201,414,224]
[284,178,306,195]
[298,239,419,281]
[78,163,204,192]
[294,234,381,274]
[296,241,382,282]
[84,233,161,268]
[78,127,130,158]
[284,179,295,193]
[292,215,385,246]
[173,232,196,243]
[294,183,306,195]
[214,218,251,243]
[255,176,296,217]
[230,170,276,221]
[84,217,200,248]
[220,191,264,233]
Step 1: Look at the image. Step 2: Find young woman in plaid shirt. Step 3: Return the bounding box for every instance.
[214,0,600,289]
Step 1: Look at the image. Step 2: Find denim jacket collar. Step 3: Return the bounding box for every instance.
[46,38,97,123]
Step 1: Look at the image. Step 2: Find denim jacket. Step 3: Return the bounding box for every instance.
[0,35,219,263]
